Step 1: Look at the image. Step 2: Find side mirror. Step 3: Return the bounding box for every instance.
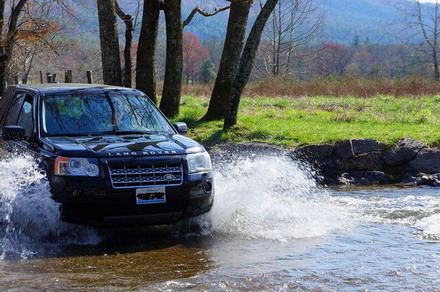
[173,122,188,135]
[3,125,25,141]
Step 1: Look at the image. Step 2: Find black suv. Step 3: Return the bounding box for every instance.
[0,84,214,226]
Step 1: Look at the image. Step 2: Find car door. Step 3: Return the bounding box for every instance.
[0,91,25,156]
[0,91,38,157]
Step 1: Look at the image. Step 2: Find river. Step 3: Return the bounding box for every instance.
[0,155,439,291]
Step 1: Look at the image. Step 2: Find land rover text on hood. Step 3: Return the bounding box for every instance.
[0,84,214,226]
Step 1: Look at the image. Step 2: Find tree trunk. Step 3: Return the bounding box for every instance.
[275,0,282,76]
[434,51,440,81]
[97,0,122,86]
[224,0,279,129]
[116,1,134,88]
[160,0,183,118]
[0,58,7,95]
[0,0,27,96]
[271,8,277,76]
[202,0,252,121]
[0,1,4,44]
[136,0,161,102]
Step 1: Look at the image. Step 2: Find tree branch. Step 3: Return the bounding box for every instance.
[183,5,230,27]
[115,1,132,22]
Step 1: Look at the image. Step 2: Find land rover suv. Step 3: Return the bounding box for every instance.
[0,84,214,226]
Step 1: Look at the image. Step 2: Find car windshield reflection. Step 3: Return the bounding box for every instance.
[41,92,173,137]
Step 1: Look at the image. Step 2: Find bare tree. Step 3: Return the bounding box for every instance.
[258,0,322,77]
[97,0,122,86]
[115,1,134,88]
[224,0,279,129]
[136,0,162,103]
[391,0,440,80]
[7,0,66,84]
[0,0,71,92]
[160,0,229,118]
[203,0,253,121]
[160,0,184,118]
[0,0,28,95]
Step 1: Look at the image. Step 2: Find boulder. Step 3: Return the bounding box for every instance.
[335,139,383,159]
[339,171,390,186]
[430,173,440,187]
[315,156,341,185]
[410,148,440,174]
[383,138,425,167]
[402,172,436,186]
[415,175,430,186]
[293,144,334,162]
[402,171,418,184]
[337,152,384,171]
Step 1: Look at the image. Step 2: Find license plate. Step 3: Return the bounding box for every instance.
[136,187,166,205]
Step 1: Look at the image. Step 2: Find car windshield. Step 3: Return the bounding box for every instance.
[41,92,173,136]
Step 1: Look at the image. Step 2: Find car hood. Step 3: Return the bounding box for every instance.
[40,134,204,158]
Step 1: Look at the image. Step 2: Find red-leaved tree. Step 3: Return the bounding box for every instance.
[319,43,353,76]
[183,33,208,84]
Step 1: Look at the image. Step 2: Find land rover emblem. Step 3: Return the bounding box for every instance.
[164,174,175,181]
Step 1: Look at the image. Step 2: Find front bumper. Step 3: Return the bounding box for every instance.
[50,173,214,227]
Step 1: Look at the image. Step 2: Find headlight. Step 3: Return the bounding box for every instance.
[187,152,212,174]
[54,157,100,177]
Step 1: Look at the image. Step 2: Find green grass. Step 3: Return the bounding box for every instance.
[173,95,440,148]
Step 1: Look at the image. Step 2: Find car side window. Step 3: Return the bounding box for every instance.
[17,95,34,137]
[4,93,25,126]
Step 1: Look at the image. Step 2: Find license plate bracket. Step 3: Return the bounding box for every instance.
[136,186,166,205]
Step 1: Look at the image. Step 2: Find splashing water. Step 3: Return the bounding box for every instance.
[417,214,440,237]
[201,153,352,241]
[0,155,99,258]
[328,187,440,239]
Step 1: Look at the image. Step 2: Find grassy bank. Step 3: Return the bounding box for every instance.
[174,95,440,148]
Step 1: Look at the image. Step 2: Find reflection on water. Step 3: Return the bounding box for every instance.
[0,231,212,291]
[0,154,439,291]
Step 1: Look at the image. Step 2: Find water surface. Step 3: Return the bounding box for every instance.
[0,155,439,291]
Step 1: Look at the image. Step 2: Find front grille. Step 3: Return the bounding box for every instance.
[109,163,183,189]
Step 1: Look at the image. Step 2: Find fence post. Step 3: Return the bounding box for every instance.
[86,71,94,84]
[40,71,44,84]
[65,70,73,83]
[46,73,51,83]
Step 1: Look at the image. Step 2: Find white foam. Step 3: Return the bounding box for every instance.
[0,155,99,258]
[417,214,440,236]
[203,155,352,241]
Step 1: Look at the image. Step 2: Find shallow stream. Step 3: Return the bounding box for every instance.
[0,155,439,291]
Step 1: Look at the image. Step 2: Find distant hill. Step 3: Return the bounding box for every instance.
[319,0,401,43]
[73,0,421,44]
[182,0,404,44]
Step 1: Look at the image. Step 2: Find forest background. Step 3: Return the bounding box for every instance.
[1,0,440,140]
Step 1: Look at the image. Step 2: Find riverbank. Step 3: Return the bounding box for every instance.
[175,95,439,147]
[209,140,440,187]
[175,95,440,187]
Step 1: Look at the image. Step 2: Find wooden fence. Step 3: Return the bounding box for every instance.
[39,70,94,84]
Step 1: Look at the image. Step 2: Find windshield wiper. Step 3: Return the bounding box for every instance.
[48,133,92,137]
[97,130,156,135]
